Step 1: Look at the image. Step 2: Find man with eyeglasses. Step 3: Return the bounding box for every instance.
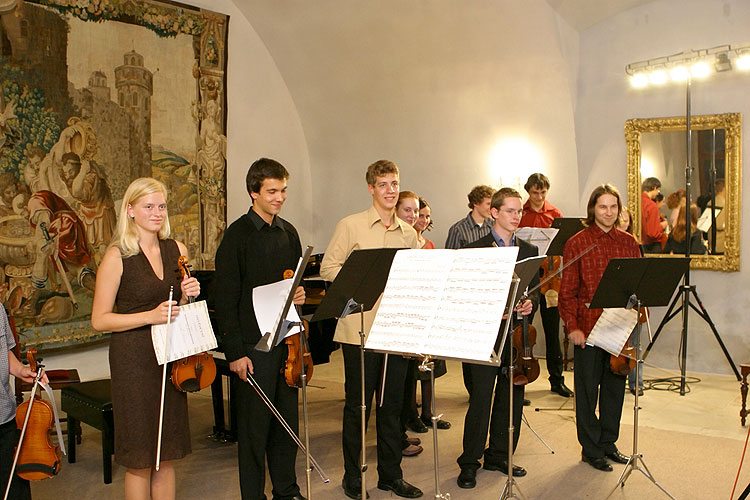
[640,177,668,253]
[456,187,539,489]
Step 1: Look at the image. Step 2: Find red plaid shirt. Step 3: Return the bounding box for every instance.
[559,224,641,337]
[519,199,563,229]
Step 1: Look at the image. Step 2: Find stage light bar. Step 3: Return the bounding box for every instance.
[626,44,749,87]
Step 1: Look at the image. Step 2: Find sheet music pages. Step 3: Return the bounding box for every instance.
[514,227,559,256]
[253,278,303,351]
[585,307,638,356]
[366,247,519,362]
[151,300,218,365]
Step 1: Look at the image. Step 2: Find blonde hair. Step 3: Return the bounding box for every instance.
[111,177,171,257]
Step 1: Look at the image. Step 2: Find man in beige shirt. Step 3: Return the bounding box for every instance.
[320,160,421,499]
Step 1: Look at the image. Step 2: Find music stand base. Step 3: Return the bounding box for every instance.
[500,478,527,500]
[606,454,675,500]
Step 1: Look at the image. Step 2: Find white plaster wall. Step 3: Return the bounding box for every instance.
[576,0,750,375]
[41,0,310,379]
[236,0,581,249]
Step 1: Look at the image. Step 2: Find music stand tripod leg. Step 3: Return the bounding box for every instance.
[498,351,526,500]
[419,358,451,500]
[358,304,368,500]
[521,414,554,454]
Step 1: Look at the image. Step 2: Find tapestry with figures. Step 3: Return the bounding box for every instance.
[0,0,227,350]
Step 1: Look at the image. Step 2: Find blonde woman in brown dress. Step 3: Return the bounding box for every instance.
[91,177,200,500]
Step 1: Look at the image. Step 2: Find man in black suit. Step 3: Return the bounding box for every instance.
[456,187,540,489]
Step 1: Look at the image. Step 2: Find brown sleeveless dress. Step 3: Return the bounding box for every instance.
[109,239,191,469]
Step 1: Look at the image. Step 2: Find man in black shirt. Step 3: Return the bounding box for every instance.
[215,158,306,500]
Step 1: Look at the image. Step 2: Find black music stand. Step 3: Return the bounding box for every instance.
[587,257,687,500]
[311,248,401,500]
[548,217,584,256]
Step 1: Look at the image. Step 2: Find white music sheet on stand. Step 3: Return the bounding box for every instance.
[366,247,519,363]
[514,227,558,256]
[253,278,303,351]
[585,307,638,356]
[151,300,218,365]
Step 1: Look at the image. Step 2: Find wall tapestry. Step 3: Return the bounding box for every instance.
[0,0,228,350]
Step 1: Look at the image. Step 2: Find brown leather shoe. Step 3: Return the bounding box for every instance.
[402,444,423,457]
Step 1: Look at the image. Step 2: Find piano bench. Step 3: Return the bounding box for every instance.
[61,379,114,484]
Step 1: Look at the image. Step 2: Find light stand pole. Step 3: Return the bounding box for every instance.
[643,76,740,392]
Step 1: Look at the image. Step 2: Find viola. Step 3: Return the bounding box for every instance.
[282,269,313,388]
[14,349,61,481]
[171,256,217,393]
[510,314,540,386]
[539,256,562,307]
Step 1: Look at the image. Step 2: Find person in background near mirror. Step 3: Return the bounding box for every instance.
[214,158,306,500]
[91,178,199,500]
[559,184,641,472]
[665,189,686,230]
[414,198,434,249]
[616,209,644,396]
[640,177,668,253]
[518,173,573,399]
[0,306,48,500]
[456,187,539,489]
[663,204,706,256]
[707,178,726,254]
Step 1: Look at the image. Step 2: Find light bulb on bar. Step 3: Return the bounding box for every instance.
[649,69,668,84]
[630,73,648,88]
[690,61,711,78]
[737,54,750,70]
[669,66,689,81]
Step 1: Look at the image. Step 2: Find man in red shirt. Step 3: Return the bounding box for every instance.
[519,173,572,398]
[640,177,667,253]
[558,184,641,472]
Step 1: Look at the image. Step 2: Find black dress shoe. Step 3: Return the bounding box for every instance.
[582,455,613,471]
[629,387,644,396]
[484,459,526,477]
[605,449,630,464]
[274,496,306,500]
[421,415,451,429]
[377,478,423,498]
[457,468,476,489]
[407,418,429,433]
[523,398,531,406]
[551,382,574,397]
[342,477,369,499]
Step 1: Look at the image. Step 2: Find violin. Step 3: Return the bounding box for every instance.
[13,349,61,481]
[510,314,540,386]
[609,307,647,376]
[539,256,562,307]
[170,256,217,393]
[282,269,313,388]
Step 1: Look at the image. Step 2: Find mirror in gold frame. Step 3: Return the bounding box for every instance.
[625,113,741,271]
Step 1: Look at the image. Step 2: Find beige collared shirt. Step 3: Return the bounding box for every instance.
[320,205,419,345]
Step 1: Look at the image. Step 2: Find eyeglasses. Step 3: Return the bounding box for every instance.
[499,208,523,216]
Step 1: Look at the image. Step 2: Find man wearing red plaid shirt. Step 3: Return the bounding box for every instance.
[558,184,640,472]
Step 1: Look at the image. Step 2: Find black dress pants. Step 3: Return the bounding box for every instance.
[342,344,407,483]
[573,345,626,458]
[0,419,30,500]
[539,294,564,386]
[457,362,524,470]
[237,346,300,500]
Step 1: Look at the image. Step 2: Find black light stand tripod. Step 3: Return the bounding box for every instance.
[642,76,740,393]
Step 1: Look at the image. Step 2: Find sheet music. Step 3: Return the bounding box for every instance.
[366,247,519,362]
[697,207,722,232]
[151,300,218,365]
[253,278,303,351]
[585,307,638,356]
[514,227,559,256]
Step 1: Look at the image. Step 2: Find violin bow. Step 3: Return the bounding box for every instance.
[155,286,174,472]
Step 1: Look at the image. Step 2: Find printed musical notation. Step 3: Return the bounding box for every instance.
[366,247,519,363]
[585,307,639,356]
[151,300,219,365]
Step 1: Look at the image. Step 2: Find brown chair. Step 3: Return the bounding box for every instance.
[9,312,81,405]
